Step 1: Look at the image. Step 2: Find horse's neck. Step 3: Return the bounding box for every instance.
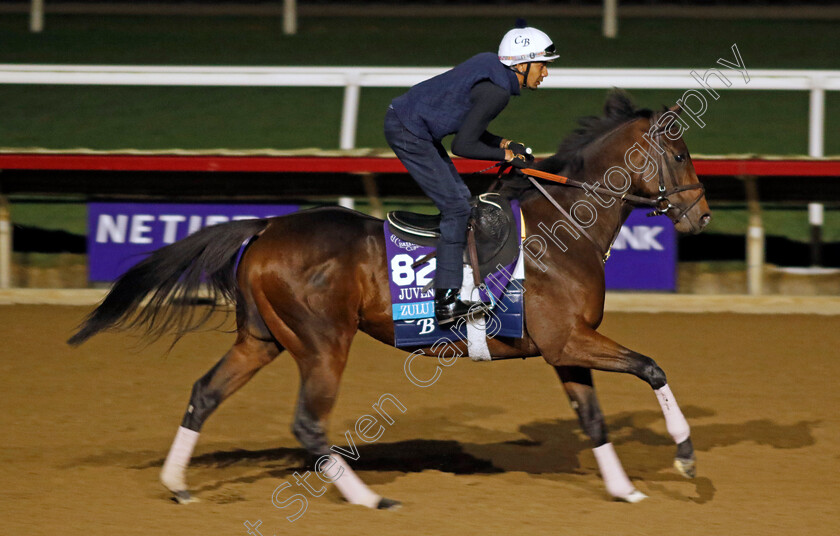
[526,158,628,257]
[545,181,628,255]
[523,119,655,257]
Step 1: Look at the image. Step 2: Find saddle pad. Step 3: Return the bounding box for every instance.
[383,201,525,348]
[393,269,525,348]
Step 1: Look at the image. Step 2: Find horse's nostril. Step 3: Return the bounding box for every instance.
[700,214,711,227]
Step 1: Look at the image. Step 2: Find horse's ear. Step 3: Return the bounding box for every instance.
[669,104,683,116]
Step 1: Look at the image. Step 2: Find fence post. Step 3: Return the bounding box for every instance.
[340,76,361,150]
[29,0,44,33]
[283,0,297,35]
[808,85,825,158]
[361,173,383,219]
[809,202,824,267]
[0,195,11,289]
[744,176,764,295]
[603,0,618,38]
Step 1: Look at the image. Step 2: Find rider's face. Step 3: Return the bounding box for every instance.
[518,62,548,89]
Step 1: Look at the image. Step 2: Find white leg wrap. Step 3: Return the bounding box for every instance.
[655,384,691,444]
[160,426,200,492]
[324,454,381,508]
[593,442,639,500]
[459,265,479,303]
[459,264,491,361]
[466,314,492,362]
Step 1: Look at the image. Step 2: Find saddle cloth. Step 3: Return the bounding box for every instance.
[387,193,521,285]
[383,195,525,349]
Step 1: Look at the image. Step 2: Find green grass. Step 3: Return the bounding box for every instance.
[1,15,839,154]
[705,205,840,243]
[10,202,87,234]
[2,15,838,69]
[1,85,833,155]
[0,86,345,150]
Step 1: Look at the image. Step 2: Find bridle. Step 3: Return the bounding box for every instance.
[508,117,707,259]
[647,127,706,225]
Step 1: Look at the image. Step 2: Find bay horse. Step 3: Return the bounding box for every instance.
[68,91,711,509]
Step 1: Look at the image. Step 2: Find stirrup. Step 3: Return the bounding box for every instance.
[435,289,469,325]
[435,289,489,325]
[435,303,475,325]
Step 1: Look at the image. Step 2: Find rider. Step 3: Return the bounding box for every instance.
[384,22,558,324]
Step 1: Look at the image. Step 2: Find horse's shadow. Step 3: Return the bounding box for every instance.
[70,404,817,504]
[97,403,817,505]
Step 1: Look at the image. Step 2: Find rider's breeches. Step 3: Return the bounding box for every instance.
[385,107,471,289]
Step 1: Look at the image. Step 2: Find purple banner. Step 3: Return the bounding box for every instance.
[87,202,298,282]
[604,209,677,291]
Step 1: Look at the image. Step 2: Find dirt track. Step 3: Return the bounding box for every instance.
[1,306,838,535]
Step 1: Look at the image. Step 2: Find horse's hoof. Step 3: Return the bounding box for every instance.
[674,456,696,479]
[376,497,402,510]
[172,490,199,504]
[615,490,648,503]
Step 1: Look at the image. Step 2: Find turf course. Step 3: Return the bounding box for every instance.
[1,15,839,154]
[2,14,839,255]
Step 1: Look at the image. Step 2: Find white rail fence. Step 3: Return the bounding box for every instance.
[1,65,838,156]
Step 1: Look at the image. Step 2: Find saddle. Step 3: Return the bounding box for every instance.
[386,193,520,284]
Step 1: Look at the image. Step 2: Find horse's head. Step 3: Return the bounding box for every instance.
[530,91,711,236]
[628,105,711,234]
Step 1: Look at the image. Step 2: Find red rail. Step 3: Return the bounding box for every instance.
[1,154,839,176]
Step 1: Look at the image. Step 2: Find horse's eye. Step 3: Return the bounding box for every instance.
[675,154,686,163]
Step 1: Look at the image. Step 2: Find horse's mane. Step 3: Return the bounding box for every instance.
[539,90,653,176]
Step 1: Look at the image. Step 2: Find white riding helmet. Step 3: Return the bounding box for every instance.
[498,26,559,66]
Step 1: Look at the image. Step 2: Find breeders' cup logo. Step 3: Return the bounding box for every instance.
[390,235,421,252]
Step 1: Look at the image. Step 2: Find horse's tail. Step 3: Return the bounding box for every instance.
[67,218,271,346]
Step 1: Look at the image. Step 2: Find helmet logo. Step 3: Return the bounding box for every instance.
[529,52,535,59]
[514,36,530,46]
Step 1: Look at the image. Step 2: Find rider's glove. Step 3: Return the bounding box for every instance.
[508,142,534,162]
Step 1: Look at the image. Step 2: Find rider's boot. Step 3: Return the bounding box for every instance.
[434,288,474,325]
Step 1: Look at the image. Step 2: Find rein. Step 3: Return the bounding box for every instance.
[518,167,657,208]
[511,126,707,260]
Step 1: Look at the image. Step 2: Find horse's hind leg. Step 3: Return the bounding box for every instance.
[160,333,281,503]
[286,352,401,511]
[555,366,647,503]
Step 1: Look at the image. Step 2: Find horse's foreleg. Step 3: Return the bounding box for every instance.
[160,334,280,503]
[655,384,695,478]
[555,326,696,481]
[555,365,647,502]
